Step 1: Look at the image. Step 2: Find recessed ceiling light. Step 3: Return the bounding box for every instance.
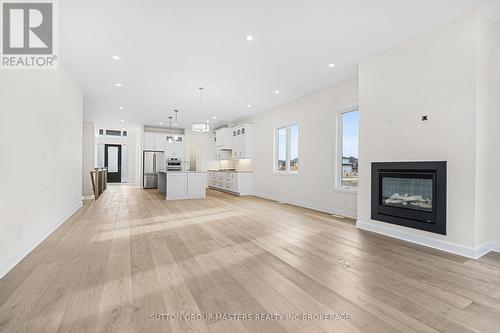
[115,83,122,87]
[206,120,210,123]
[246,104,252,108]
[328,63,336,68]
[212,116,217,119]
[122,127,125,130]
[118,106,124,110]
[112,55,120,60]
[174,123,178,127]
[159,122,163,125]
[246,35,254,41]
[274,90,280,94]
[120,119,125,122]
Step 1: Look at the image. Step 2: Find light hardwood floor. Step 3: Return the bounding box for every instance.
[1,185,500,333]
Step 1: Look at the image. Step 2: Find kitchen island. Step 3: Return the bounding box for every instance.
[158,171,206,200]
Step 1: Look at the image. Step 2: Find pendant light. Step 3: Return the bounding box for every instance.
[168,116,173,143]
[192,87,210,132]
[174,109,179,127]
[199,87,204,108]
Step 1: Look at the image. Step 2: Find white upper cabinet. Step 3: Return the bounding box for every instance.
[214,124,253,160]
[155,133,166,151]
[231,124,253,159]
[164,140,174,157]
[215,128,233,150]
[215,150,231,160]
[144,132,166,151]
[144,132,179,152]
[165,135,184,158]
[144,132,156,150]
[174,140,185,159]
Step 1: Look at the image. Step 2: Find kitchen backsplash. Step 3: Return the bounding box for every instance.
[218,159,252,171]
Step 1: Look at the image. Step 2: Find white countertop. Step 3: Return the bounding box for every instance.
[208,170,253,173]
[158,170,206,174]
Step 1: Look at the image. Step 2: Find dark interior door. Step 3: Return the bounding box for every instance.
[105,144,122,183]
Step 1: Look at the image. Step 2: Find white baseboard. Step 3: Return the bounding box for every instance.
[0,201,83,279]
[474,241,500,258]
[253,192,357,219]
[82,194,95,200]
[356,219,500,259]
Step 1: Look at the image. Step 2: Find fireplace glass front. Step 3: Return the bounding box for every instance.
[381,176,433,213]
[371,162,446,235]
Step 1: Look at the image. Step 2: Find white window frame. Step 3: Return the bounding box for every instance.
[274,123,299,176]
[335,107,359,193]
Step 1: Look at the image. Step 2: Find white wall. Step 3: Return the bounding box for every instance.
[243,78,359,218]
[475,19,500,246]
[82,122,95,197]
[0,65,83,278]
[489,22,500,245]
[357,11,499,255]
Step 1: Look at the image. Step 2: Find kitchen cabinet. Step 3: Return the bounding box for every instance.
[144,132,166,151]
[175,140,185,159]
[187,173,206,198]
[213,124,253,160]
[163,171,207,200]
[166,172,187,200]
[207,171,252,195]
[155,134,167,150]
[165,136,184,159]
[144,132,155,150]
[231,124,253,159]
[165,141,173,157]
[215,150,231,160]
[215,128,232,150]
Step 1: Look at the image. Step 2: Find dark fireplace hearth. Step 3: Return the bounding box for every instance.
[371,161,446,235]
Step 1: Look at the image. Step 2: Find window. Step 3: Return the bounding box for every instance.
[277,127,287,171]
[121,145,128,182]
[275,124,299,174]
[290,124,299,172]
[97,144,105,168]
[100,128,127,137]
[337,109,359,190]
[105,129,121,136]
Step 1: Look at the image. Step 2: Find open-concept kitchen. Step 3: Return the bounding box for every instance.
[3,1,500,332]
[142,122,253,200]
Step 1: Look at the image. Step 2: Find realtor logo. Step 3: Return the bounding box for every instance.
[1,1,57,68]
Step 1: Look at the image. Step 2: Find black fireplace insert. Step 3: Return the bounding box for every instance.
[371,161,446,235]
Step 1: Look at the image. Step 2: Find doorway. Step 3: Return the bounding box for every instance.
[105,144,122,183]
[188,142,200,171]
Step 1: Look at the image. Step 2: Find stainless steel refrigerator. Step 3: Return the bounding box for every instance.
[143,151,164,189]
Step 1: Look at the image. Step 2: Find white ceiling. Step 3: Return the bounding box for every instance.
[59,0,500,129]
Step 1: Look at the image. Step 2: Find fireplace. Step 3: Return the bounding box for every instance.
[371,161,446,235]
